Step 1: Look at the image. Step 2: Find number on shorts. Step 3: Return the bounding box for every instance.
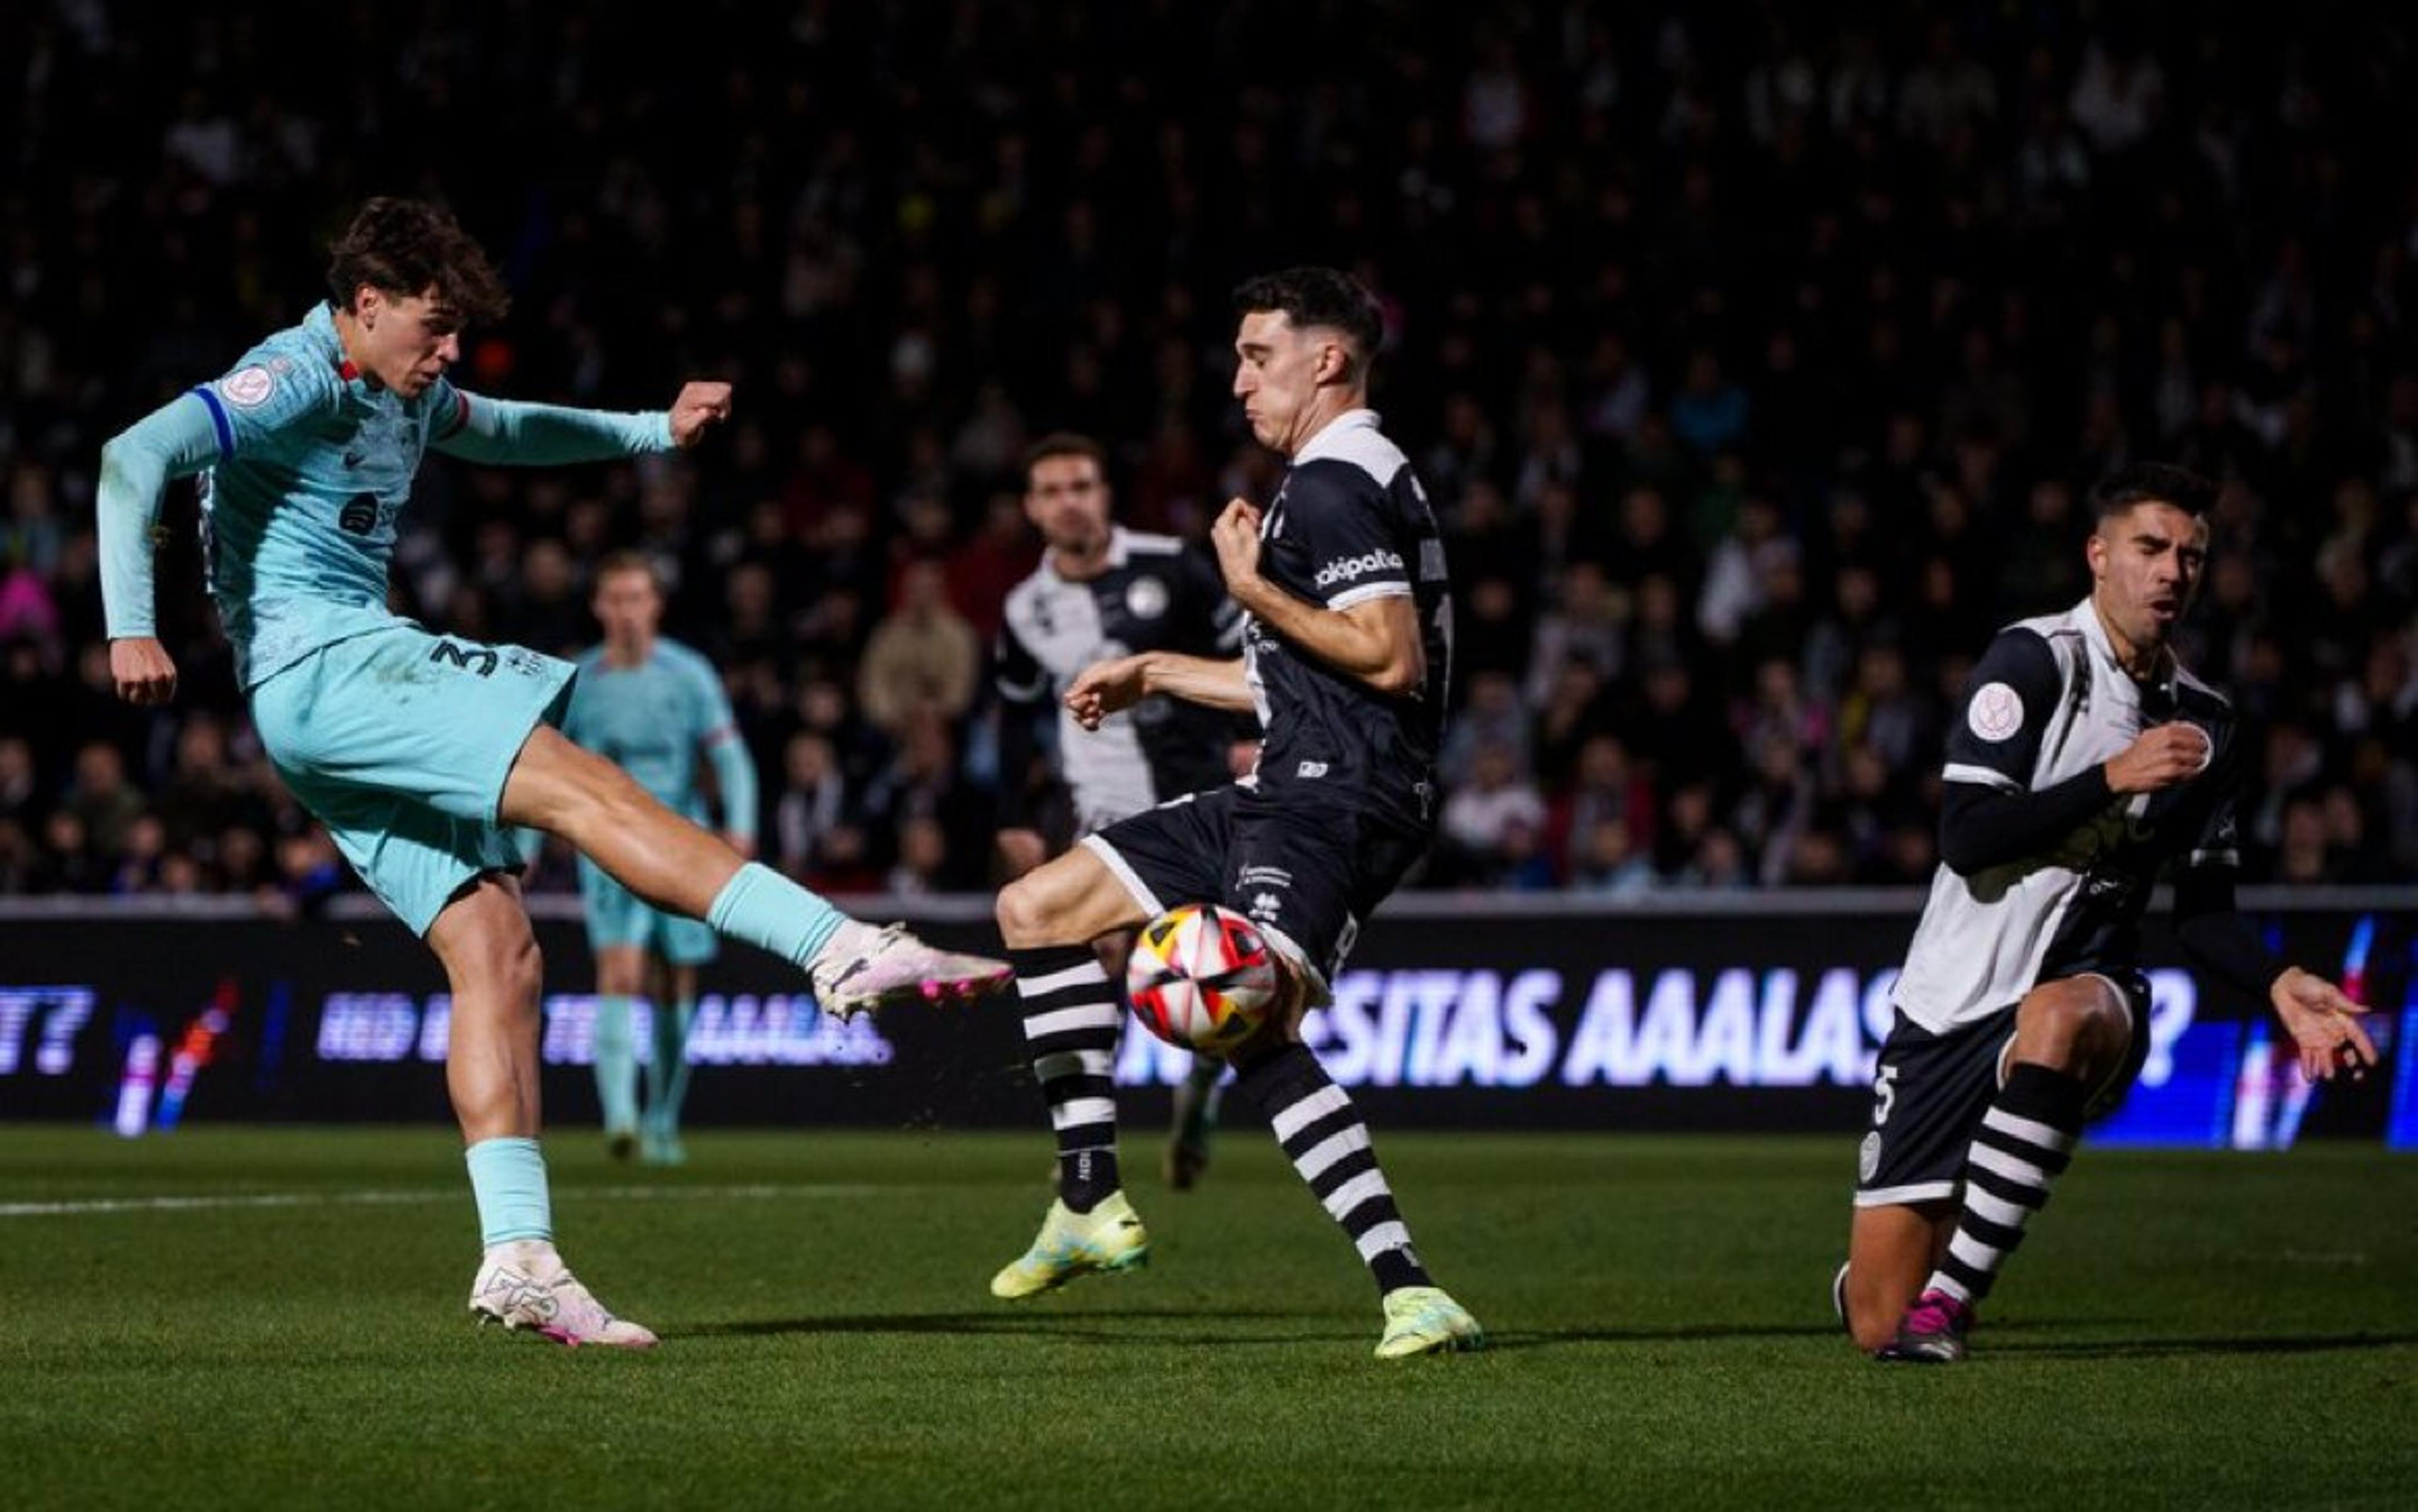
[1872,1063,1900,1126]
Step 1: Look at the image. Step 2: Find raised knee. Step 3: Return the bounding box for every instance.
[995,876,1048,948]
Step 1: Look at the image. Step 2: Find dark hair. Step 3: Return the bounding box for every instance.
[2091,462,2218,521]
[1232,267,1383,371]
[326,197,509,324]
[1022,431,1108,484]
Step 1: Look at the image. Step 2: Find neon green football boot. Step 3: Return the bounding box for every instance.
[989,1191,1150,1299]
[1375,1285,1486,1359]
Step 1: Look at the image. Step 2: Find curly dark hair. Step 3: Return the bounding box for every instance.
[1232,266,1383,371]
[325,197,510,324]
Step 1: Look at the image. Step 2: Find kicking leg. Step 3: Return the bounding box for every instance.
[501,726,1007,1016]
[430,874,654,1348]
[1843,1202,1954,1352]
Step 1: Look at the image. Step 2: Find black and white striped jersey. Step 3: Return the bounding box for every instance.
[1893,598,2244,1032]
[1244,409,1453,831]
[996,526,1243,833]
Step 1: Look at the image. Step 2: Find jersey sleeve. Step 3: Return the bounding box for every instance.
[1940,628,2063,793]
[188,352,341,461]
[428,385,673,464]
[994,615,1047,704]
[684,651,759,843]
[1284,461,1412,610]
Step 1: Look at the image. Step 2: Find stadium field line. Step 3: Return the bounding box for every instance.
[0,1181,887,1219]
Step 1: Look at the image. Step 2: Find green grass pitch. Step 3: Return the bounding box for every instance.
[3,1126,2412,1510]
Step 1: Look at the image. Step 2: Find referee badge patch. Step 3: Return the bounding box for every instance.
[1967,681,2023,741]
[1858,1132,1882,1183]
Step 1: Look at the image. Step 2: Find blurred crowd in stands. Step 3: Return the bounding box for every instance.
[3,2,2414,909]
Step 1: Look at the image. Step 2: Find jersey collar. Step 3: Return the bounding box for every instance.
[1290,407,1381,466]
[2073,594,2179,698]
[302,302,370,387]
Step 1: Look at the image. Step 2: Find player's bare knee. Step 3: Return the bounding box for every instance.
[994,874,1053,948]
[2018,985,2128,1074]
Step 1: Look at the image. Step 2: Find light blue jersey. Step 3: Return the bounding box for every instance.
[563,639,752,829]
[95,300,679,933]
[565,638,756,961]
[99,301,672,688]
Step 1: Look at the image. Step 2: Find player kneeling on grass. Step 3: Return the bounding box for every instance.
[98,197,1011,1349]
[987,268,1482,1359]
[1838,463,2376,1364]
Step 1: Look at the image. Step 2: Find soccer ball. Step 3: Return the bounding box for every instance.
[1127,903,1281,1052]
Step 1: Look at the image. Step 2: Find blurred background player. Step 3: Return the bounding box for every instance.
[564,551,758,1166]
[1841,462,2377,1364]
[989,269,1482,1358]
[96,196,1010,1349]
[994,433,1249,1190]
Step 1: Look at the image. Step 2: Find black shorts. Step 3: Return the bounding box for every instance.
[1082,783,1428,996]
[1853,970,2151,1208]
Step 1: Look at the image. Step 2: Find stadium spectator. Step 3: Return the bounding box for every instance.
[0,3,2410,906]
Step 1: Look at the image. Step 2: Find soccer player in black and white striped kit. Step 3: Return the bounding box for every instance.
[988,268,1482,1358]
[1841,463,2376,1363]
[993,432,1251,1190]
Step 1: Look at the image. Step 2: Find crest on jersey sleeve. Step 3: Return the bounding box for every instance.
[1967,681,2024,742]
[220,365,276,408]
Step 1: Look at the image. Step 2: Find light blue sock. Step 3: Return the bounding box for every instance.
[593,995,640,1135]
[644,996,697,1135]
[707,862,849,968]
[465,1137,553,1246]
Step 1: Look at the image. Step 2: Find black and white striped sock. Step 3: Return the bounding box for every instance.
[1240,1043,1432,1295]
[1926,1062,2087,1306]
[1013,945,1122,1212]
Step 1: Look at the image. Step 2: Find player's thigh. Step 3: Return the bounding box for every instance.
[280,763,533,938]
[1019,789,1234,946]
[1855,1007,2013,1211]
[1222,795,1421,1008]
[252,626,575,826]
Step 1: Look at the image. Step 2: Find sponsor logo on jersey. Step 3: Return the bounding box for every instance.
[338,494,379,535]
[1313,549,1405,589]
[220,365,276,408]
[1296,760,1328,778]
[1967,681,2024,741]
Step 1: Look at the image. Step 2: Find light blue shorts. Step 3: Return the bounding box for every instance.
[577,856,718,965]
[249,624,576,935]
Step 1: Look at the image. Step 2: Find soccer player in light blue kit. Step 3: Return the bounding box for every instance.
[97,198,1011,1348]
[564,551,756,1166]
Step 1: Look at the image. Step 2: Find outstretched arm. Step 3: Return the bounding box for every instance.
[430,381,731,464]
[98,394,224,703]
[2174,867,2376,1082]
[1064,652,1252,729]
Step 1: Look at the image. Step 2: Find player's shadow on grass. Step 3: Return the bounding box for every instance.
[1992,1330,2418,1360]
[1481,1323,1844,1352]
[684,1309,1359,1347]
